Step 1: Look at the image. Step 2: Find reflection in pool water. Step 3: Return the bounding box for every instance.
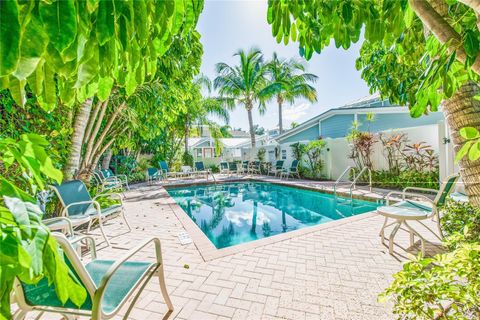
[167,182,380,249]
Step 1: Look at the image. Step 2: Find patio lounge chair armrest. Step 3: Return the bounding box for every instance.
[385,191,434,206]
[62,200,101,217]
[403,187,438,195]
[43,216,74,235]
[93,192,123,202]
[69,234,98,259]
[94,237,162,302]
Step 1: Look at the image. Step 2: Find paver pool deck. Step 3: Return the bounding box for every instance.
[21,175,444,320]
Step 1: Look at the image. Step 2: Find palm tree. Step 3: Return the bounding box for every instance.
[184,75,230,154]
[262,53,318,133]
[214,48,269,149]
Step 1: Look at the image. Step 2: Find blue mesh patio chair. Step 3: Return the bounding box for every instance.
[100,169,129,190]
[92,170,123,193]
[51,180,131,246]
[146,168,161,184]
[377,174,459,255]
[280,160,300,180]
[13,233,173,320]
[194,161,210,179]
[219,161,230,175]
[268,160,284,177]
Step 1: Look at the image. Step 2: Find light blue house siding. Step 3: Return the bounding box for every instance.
[281,125,319,144]
[320,114,355,138]
[357,112,444,133]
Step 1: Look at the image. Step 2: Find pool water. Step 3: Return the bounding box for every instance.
[167,182,380,249]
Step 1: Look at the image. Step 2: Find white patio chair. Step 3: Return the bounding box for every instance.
[377,174,459,255]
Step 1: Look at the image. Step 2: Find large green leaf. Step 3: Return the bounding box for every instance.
[0,1,20,76]
[96,0,115,45]
[39,0,77,53]
[13,15,48,80]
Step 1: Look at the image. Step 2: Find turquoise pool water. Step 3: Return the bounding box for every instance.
[167,182,380,249]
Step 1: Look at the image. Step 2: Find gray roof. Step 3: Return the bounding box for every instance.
[275,94,393,141]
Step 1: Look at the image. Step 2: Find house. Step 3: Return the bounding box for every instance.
[273,94,447,178]
[276,93,444,145]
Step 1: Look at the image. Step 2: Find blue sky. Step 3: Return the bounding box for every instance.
[197,0,370,131]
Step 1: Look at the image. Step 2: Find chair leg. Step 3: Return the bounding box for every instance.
[389,221,402,255]
[122,209,132,232]
[97,216,111,246]
[404,221,426,256]
[158,265,174,311]
[13,309,28,320]
[379,216,389,245]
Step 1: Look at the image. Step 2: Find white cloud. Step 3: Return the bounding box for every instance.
[283,103,312,121]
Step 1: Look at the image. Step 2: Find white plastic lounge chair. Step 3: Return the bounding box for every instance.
[377,174,459,255]
[13,233,173,320]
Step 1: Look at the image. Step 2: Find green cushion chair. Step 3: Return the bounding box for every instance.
[194,161,210,179]
[146,167,161,184]
[219,161,230,175]
[51,180,131,246]
[377,174,459,255]
[101,169,129,190]
[13,233,173,320]
[268,160,285,177]
[280,160,300,180]
[92,170,124,193]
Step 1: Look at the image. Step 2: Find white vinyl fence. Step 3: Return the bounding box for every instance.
[278,121,457,181]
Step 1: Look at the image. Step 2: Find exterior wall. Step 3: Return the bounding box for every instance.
[325,124,441,180]
[357,112,444,133]
[320,114,355,138]
[280,125,319,144]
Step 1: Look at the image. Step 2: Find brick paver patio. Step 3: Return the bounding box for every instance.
[19,176,443,320]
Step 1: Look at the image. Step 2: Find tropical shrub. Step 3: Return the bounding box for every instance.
[304,139,326,178]
[370,170,439,190]
[182,152,194,167]
[257,148,266,162]
[379,133,408,174]
[380,243,480,319]
[290,142,306,161]
[347,121,377,170]
[0,134,86,318]
[441,200,480,249]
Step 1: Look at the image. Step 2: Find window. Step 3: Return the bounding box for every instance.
[281,150,287,159]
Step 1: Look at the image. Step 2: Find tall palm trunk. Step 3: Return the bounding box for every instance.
[246,102,256,150]
[184,120,190,154]
[277,95,284,134]
[63,98,93,180]
[101,148,112,170]
[443,81,480,206]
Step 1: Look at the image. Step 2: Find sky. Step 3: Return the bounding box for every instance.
[196,0,371,131]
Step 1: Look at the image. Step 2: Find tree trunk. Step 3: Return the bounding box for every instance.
[185,121,189,154]
[102,148,113,170]
[81,100,109,169]
[443,81,480,206]
[277,95,284,134]
[409,0,480,76]
[63,98,93,180]
[246,104,256,149]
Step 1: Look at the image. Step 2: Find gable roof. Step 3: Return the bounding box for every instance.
[276,94,402,142]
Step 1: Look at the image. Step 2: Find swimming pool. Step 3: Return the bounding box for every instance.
[167,182,380,249]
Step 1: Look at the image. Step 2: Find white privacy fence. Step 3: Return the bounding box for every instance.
[278,121,457,181]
